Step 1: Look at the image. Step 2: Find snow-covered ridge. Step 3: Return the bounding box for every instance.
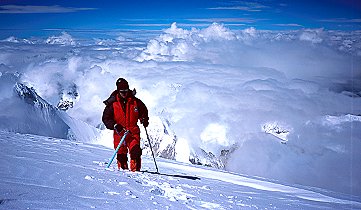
[262,121,291,142]
[0,36,35,44]
[323,114,361,125]
[15,82,100,142]
[15,82,52,109]
[0,77,99,142]
[1,130,360,209]
[45,32,76,46]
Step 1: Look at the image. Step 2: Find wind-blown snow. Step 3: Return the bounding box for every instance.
[0,23,360,197]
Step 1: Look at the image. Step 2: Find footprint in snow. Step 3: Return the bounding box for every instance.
[125,190,138,199]
[150,186,165,196]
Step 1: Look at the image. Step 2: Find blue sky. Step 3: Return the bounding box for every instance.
[0,0,360,38]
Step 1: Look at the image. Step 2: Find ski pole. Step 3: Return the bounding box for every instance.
[144,126,159,173]
[106,130,129,168]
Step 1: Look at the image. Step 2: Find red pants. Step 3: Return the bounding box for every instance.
[114,131,142,171]
[113,131,141,160]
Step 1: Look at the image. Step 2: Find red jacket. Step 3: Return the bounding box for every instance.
[102,90,148,136]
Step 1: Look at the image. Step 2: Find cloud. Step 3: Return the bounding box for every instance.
[1,24,360,195]
[208,6,262,12]
[207,1,268,12]
[122,23,173,27]
[273,23,303,27]
[299,28,324,44]
[319,18,361,23]
[0,5,96,14]
[188,18,258,23]
[116,18,251,29]
[120,22,214,28]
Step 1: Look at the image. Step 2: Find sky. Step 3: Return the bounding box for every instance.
[0,0,361,38]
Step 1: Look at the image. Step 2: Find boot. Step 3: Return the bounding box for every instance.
[130,158,141,172]
[116,154,128,170]
[117,160,128,170]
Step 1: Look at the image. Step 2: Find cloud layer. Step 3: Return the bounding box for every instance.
[0,23,360,195]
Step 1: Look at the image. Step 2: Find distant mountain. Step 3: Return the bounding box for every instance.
[0,74,99,142]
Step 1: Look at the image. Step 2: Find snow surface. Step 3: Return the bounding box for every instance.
[1,130,360,209]
[0,23,361,198]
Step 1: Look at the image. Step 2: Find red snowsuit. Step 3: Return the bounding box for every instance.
[102,90,148,171]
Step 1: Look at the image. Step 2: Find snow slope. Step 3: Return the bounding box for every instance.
[1,131,360,209]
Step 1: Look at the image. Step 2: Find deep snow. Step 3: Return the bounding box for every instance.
[0,23,361,197]
[1,131,360,209]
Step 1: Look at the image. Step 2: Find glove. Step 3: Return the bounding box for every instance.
[141,118,149,128]
[114,124,123,132]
